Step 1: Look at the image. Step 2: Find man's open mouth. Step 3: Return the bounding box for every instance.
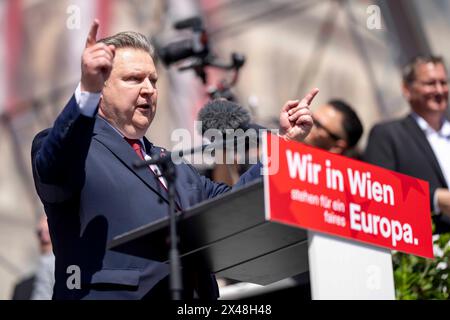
[136,103,150,110]
[433,95,445,104]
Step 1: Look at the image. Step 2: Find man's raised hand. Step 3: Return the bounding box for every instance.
[279,88,319,142]
[80,20,115,93]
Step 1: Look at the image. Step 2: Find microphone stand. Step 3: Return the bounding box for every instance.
[134,155,182,300]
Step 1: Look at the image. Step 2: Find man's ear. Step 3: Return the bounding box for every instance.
[98,96,106,117]
[402,81,411,100]
[329,139,347,155]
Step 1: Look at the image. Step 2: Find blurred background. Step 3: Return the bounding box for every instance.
[1,0,450,299]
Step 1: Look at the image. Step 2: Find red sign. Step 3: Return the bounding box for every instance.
[262,133,433,258]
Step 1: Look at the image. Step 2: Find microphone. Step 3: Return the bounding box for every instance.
[133,100,261,169]
[197,99,251,141]
[197,99,261,168]
[133,153,168,169]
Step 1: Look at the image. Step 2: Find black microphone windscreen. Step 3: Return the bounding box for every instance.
[197,99,251,135]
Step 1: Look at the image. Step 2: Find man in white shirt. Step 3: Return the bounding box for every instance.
[364,55,450,233]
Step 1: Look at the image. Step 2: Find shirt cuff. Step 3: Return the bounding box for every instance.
[433,190,441,214]
[74,83,101,118]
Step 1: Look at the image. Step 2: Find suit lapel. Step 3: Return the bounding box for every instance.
[93,117,171,206]
[404,114,448,187]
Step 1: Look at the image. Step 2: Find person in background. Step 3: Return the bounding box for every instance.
[30,215,55,300]
[304,99,363,158]
[364,55,450,233]
[11,215,55,300]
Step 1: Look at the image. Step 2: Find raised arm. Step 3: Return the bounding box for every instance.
[32,20,115,188]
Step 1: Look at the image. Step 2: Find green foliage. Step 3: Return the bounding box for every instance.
[392,230,450,300]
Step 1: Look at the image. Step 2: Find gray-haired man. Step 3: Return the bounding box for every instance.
[31,20,318,299]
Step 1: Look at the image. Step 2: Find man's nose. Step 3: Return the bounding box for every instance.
[140,78,155,96]
[434,80,448,94]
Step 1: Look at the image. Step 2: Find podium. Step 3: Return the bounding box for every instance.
[108,180,310,285]
[108,178,395,299]
[108,132,434,299]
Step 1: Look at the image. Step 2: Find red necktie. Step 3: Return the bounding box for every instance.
[124,138,144,160]
[124,137,169,190]
[125,138,182,211]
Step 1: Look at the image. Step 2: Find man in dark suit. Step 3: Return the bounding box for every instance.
[31,20,318,299]
[364,55,450,233]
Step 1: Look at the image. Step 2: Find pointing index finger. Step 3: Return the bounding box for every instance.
[301,88,320,106]
[85,19,100,48]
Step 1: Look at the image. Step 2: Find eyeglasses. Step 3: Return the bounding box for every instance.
[313,117,343,141]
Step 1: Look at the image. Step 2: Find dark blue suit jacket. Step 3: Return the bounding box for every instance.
[31,95,262,299]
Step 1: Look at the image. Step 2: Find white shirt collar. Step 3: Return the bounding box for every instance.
[411,112,450,138]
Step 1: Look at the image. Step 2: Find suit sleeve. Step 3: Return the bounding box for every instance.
[363,124,398,171]
[31,95,96,202]
[184,161,263,200]
[234,162,263,187]
[208,162,262,197]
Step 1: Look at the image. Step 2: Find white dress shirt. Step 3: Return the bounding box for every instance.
[412,113,450,213]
